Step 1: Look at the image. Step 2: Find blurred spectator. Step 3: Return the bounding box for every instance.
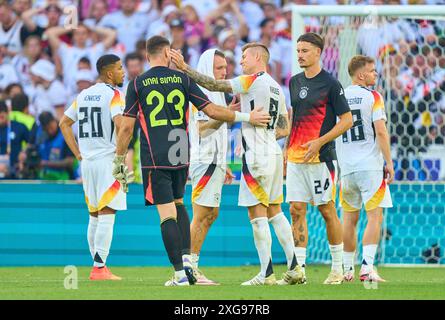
[182,4,205,52]
[0,100,29,178]
[3,82,23,101]
[224,50,236,79]
[29,59,68,118]
[206,0,249,41]
[9,93,35,131]
[83,0,110,28]
[170,18,199,68]
[0,0,23,60]
[46,23,116,94]
[275,4,293,85]
[147,4,180,38]
[81,0,119,20]
[182,0,217,18]
[217,28,242,75]
[78,56,92,71]
[239,0,264,41]
[11,35,43,96]
[20,3,66,52]
[0,46,19,91]
[258,18,282,84]
[99,0,150,54]
[32,111,74,180]
[123,52,144,91]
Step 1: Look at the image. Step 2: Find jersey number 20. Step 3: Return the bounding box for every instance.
[147,89,185,127]
[79,107,103,138]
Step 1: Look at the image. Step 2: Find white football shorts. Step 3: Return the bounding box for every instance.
[286,161,338,206]
[190,163,226,207]
[239,152,284,207]
[81,155,127,212]
[340,170,393,211]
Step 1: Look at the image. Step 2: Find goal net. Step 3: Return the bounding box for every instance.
[291,5,445,266]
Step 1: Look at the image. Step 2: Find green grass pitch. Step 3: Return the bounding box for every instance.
[1,265,444,300]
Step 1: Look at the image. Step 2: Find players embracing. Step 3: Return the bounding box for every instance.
[171,42,304,286]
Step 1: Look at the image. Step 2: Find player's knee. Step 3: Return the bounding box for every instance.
[205,210,218,226]
[290,203,307,223]
[318,205,338,222]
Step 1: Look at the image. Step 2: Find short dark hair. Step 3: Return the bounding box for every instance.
[214,50,225,59]
[79,56,91,66]
[0,100,7,113]
[124,52,143,66]
[260,18,274,29]
[96,54,120,74]
[348,55,375,77]
[146,36,170,57]
[297,32,324,52]
[39,111,55,128]
[11,94,29,112]
[4,83,23,96]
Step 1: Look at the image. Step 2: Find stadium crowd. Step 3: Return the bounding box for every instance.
[0,0,444,180]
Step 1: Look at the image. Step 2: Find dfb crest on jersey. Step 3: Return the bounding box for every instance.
[299,87,308,99]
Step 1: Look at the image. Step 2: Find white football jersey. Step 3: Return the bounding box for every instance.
[230,72,287,156]
[189,103,228,166]
[65,83,125,160]
[336,85,387,176]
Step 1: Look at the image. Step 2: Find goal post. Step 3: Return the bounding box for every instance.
[291,5,445,266]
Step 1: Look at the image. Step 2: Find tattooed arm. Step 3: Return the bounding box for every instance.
[170,50,233,93]
[275,113,290,140]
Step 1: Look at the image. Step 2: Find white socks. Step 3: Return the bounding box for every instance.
[269,213,296,270]
[295,247,307,268]
[343,251,356,272]
[251,217,272,278]
[93,214,116,267]
[191,253,199,269]
[87,216,98,259]
[175,270,187,280]
[329,243,344,274]
[362,244,378,272]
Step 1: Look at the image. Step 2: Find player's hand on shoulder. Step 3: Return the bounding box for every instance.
[249,107,271,127]
[169,49,187,71]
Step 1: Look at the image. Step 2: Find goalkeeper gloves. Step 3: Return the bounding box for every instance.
[112,154,134,193]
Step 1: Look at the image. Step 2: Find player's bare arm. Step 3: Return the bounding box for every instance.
[115,116,136,156]
[199,97,240,137]
[170,50,233,93]
[203,103,271,127]
[275,114,290,140]
[302,111,353,163]
[374,119,394,184]
[59,115,82,161]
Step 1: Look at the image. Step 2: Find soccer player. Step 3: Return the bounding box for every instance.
[338,55,394,282]
[287,33,353,285]
[171,43,303,286]
[59,54,131,281]
[113,36,271,286]
[189,49,238,285]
